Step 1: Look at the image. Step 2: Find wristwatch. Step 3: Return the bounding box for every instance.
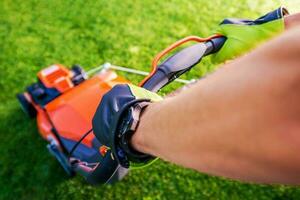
[113,101,155,168]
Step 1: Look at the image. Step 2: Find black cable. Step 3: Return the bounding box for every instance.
[68,128,93,157]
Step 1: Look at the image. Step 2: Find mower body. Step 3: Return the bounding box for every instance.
[18,64,129,182]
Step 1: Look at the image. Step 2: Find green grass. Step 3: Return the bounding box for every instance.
[1,0,300,199]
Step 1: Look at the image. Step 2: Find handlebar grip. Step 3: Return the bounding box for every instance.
[158,42,208,75]
[142,36,226,92]
[142,69,169,91]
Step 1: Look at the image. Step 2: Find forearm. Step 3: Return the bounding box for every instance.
[132,26,300,184]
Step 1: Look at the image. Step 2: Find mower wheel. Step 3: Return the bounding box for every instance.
[17,93,37,118]
[47,143,75,177]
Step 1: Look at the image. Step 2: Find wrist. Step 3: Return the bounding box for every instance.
[115,100,153,168]
[130,102,157,155]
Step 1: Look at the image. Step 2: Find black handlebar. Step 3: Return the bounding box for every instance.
[142,36,226,92]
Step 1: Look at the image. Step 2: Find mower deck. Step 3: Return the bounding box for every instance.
[18,64,129,181]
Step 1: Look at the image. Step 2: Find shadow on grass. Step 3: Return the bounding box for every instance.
[0,101,71,199]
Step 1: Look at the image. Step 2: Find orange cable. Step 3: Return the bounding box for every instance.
[139,34,222,87]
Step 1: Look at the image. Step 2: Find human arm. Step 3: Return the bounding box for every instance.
[131,26,300,185]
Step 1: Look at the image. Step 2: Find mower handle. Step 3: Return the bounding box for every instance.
[71,35,226,185]
[141,36,226,92]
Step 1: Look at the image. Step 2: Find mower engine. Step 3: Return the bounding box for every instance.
[19,64,86,116]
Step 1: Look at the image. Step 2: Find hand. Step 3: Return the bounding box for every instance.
[92,84,162,168]
[212,7,288,63]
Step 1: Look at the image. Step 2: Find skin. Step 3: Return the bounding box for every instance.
[285,12,300,29]
[131,15,300,185]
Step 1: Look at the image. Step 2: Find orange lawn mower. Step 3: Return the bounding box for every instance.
[17,35,226,185]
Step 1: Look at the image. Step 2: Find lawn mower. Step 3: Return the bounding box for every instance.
[17,35,226,185]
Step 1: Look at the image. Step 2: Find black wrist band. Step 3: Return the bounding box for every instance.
[114,101,154,168]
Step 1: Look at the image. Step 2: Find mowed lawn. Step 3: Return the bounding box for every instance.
[1,0,300,199]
